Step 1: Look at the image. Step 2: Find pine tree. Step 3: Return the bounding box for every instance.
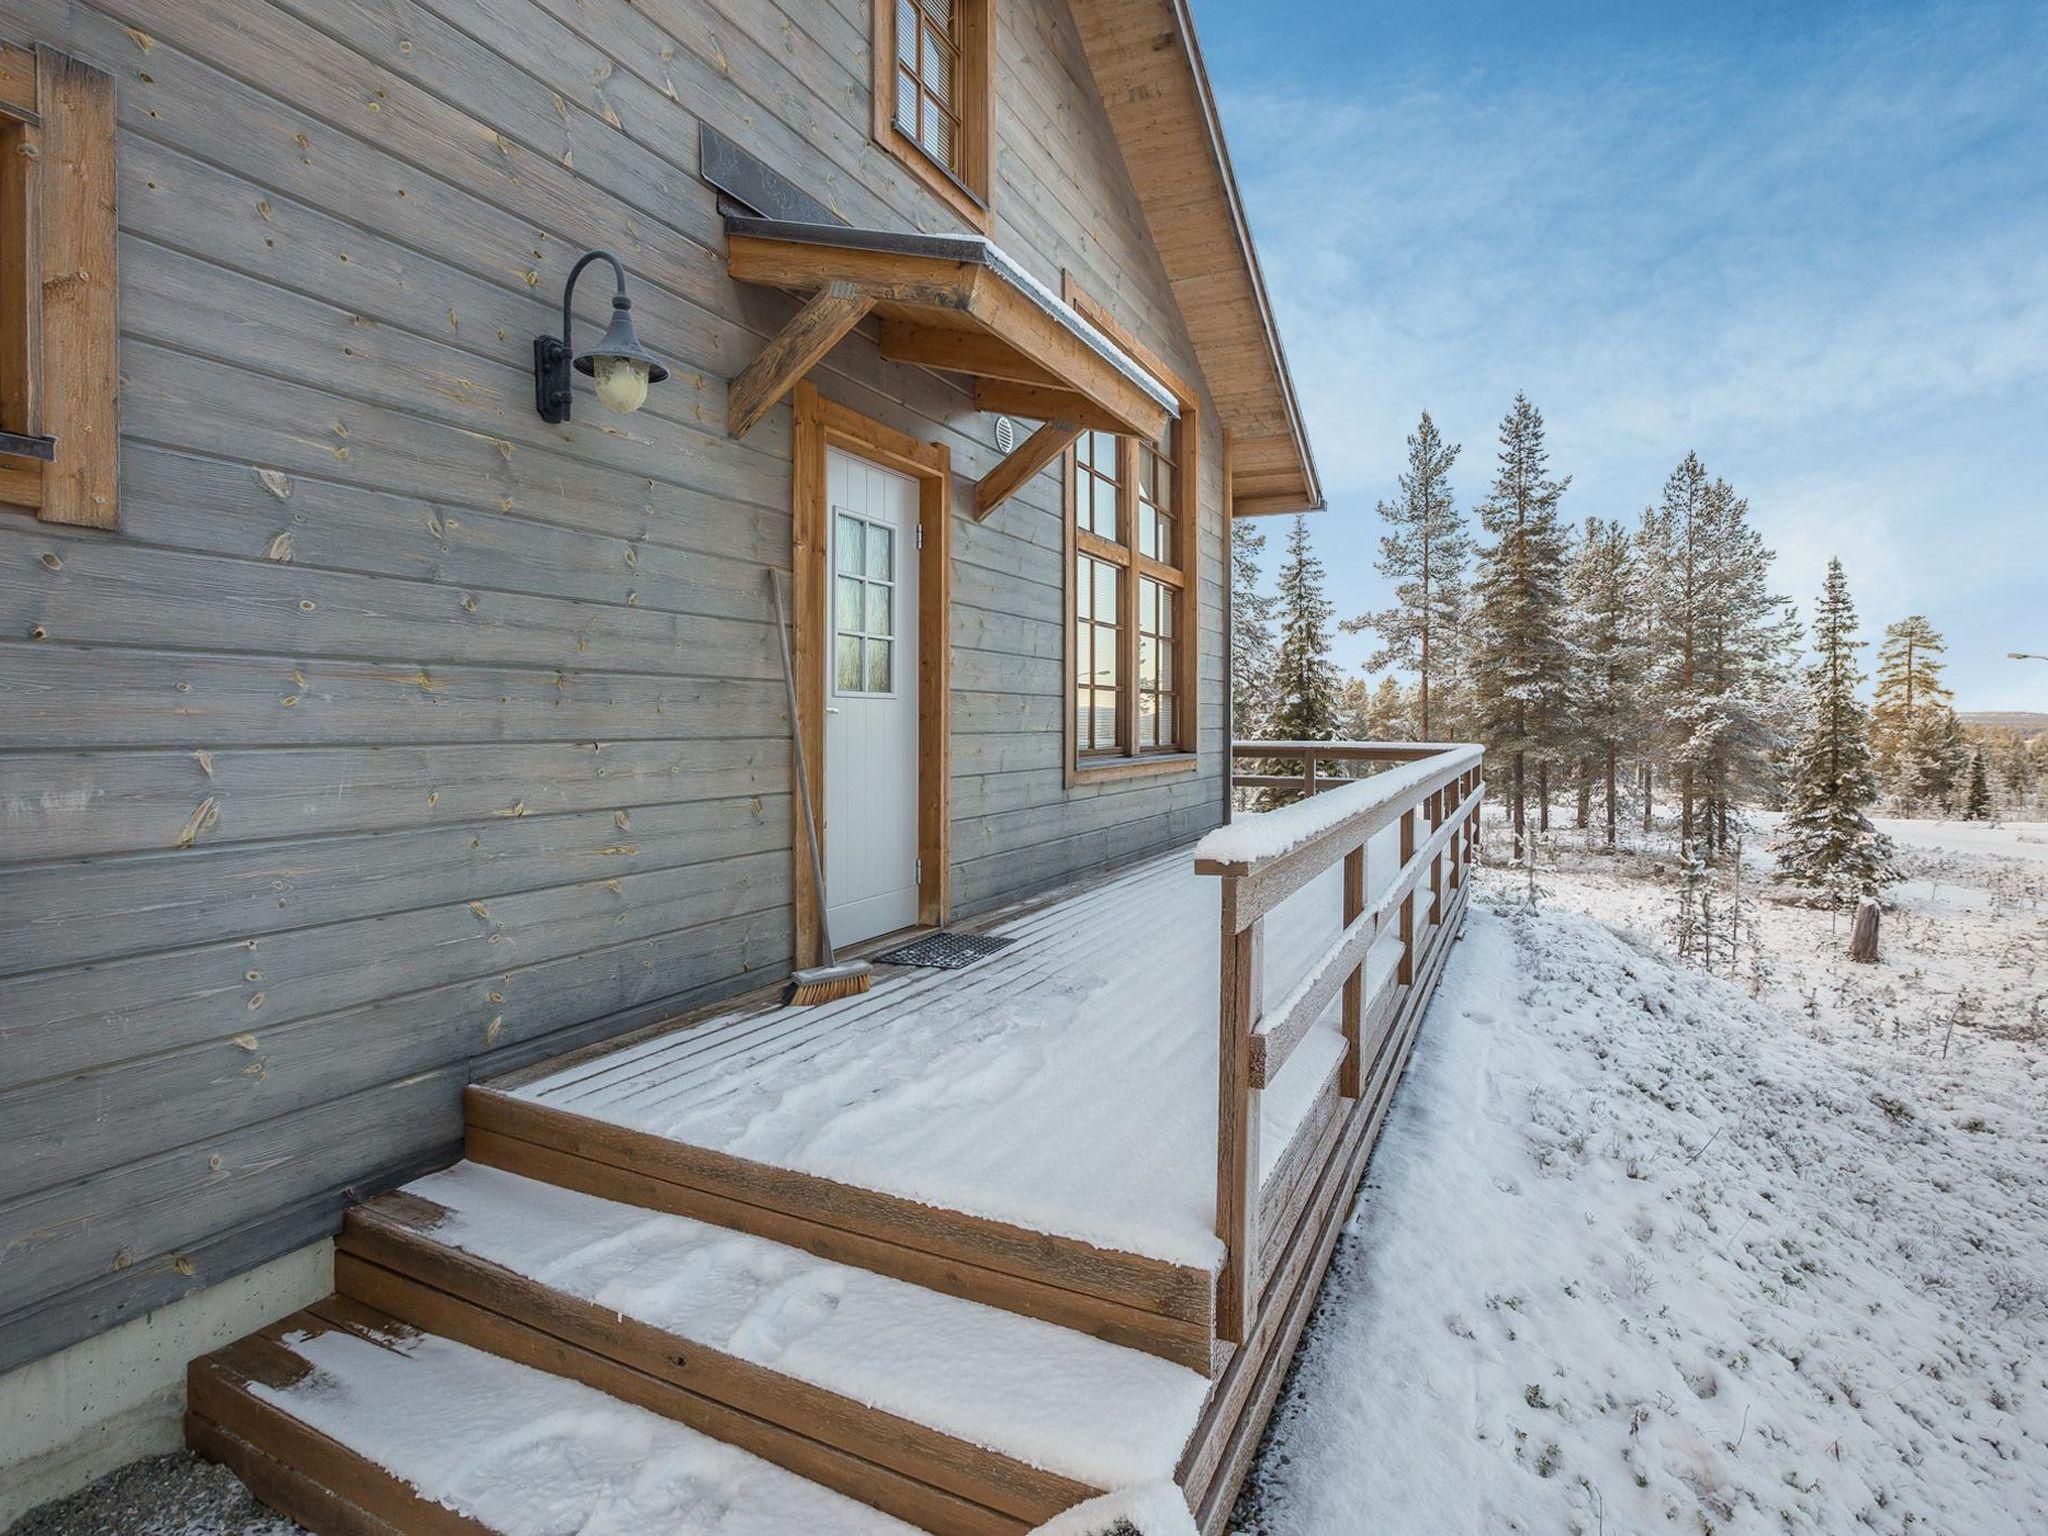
[1772,559,1898,904]
[1964,746,1993,821]
[1687,477,1798,852]
[1467,394,1572,854]
[1336,676,1373,741]
[1343,411,1469,740]
[1995,731,2040,811]
[1229,517,1279,739]
[1269,514,1341,746]
[1871,615,1951,796]
[1639,455,1795,854]
[1365,675,1411,741]
[1565,516,1642,850]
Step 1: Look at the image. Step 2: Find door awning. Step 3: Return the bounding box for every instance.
[724,215,1180,518]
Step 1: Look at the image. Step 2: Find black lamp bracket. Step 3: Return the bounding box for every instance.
[533,249,630,425]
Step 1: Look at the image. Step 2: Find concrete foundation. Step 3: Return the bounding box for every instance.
[0,1241,331,1529]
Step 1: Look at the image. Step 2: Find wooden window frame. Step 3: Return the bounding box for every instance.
[871,0,994,233]
[1,41,117,527]
[790,382,952,966]
[1060,276,1201,787]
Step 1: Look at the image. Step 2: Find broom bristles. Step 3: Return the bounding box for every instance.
[784,966,873,1006]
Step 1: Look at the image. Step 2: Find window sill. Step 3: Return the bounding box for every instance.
[1069,751,1200,787]
[878,124,991,233]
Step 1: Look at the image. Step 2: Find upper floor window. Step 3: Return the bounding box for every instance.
[872,0,993,232]
[2,42,118,528]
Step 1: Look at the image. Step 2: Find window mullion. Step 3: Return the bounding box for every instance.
[1117,435,1140,758]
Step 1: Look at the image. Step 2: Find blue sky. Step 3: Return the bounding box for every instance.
[1197,0,2048,711]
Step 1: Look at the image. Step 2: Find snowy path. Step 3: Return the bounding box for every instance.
[1238,881,2048,1534]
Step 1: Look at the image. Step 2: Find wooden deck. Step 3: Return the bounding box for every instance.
[188,746,1483,1536]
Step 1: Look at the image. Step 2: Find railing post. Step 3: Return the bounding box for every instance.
[1427,787,1444,924]
[1302,749,1318,800]
[1216,884,1262,1345]
[1340,841,1365,1098]
[1397,805,1417,986]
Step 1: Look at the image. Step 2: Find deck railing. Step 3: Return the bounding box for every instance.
[1196,740,1485,1343]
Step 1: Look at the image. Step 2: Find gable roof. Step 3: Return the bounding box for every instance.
[1069,0,1323,517]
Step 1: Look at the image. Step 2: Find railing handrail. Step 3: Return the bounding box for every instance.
[1232,738,1447,762]
[1196,739,1485,1345]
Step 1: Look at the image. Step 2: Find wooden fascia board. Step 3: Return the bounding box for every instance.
[725,233,979,310]
[1069,0,1322,509]
[961,267,1171,441]
[727,233,1171,439]
[1229,491,1318,520]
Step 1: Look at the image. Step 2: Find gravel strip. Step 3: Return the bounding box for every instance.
[5,1452,303,1536]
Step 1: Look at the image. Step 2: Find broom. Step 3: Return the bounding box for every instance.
[767,569,874,1006]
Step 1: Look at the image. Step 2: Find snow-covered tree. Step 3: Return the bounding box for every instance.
[1772,559,1898,903]
[1688,477,1798,852]
[1366,675,1413,741]
[1639,455,1795,855]
[1343,410,1469,740]
[1565,516,1642,850]
[1963,746,1993,821]
[1871,615,1951,797]
[1229,517,1279,739]
[1269,514,1341,745]
[1467,394,1572,853]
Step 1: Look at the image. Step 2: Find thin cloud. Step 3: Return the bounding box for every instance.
[1215,2,2048,707]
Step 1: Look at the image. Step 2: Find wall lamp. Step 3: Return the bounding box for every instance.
[533,249,671,423]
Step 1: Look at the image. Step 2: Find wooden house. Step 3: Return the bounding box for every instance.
[0,0,1481,1529]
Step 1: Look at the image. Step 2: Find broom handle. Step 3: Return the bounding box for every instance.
[768,570,837,966]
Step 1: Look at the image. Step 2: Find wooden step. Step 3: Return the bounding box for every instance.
[187,1298,932,1536]
[333,1162,1213,1536]
[463,1083,1216,1372]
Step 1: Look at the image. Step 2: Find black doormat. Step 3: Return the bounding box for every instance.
[871,931,1018,969]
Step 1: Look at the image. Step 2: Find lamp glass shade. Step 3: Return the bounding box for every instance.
[571,302,670,416]
[591,354,652,414]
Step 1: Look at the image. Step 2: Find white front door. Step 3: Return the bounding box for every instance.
[823,449,921,947]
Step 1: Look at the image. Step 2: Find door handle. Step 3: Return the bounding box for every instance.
[825,706,841,714]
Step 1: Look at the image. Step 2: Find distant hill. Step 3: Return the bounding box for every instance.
[1961,711,2048,735]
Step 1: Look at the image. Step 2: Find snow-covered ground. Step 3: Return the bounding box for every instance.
[1237,817,2048,1534]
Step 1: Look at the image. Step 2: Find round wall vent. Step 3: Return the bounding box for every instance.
[994,415,1017,454]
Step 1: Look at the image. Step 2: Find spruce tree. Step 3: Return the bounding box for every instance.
[1964,747,1993,821]
[1269,514,1341,746]
[1772,559,1898,903]
[1688,477,1798,852]
[1229,518,1280,739]
[1467,394,1572,853]
[1565,517,1642,851]
[1871,615,1951,794]
[1344,411,1469,740]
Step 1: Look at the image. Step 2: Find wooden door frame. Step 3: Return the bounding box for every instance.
[790,381,951,967]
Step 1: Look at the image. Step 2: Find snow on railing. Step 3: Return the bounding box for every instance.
[1196,740,1485,1343]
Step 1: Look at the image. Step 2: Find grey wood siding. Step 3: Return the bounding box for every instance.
[0,0,1227,1371]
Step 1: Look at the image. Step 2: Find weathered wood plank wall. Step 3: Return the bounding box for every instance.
[0,0,1226,1370]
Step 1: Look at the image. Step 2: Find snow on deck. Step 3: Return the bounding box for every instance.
[247,1321,922,1536]
[1238,877,2048,1533]
[513,841,1407,1268]
[399,1161,1211,1489]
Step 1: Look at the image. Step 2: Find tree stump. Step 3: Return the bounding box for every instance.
[1849,897,1880,963]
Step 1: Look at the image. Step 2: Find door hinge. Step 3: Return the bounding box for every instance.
[915,522,924,550]
[916,857,924,884]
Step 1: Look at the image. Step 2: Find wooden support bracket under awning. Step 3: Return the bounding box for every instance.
[724,215,1178,519]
